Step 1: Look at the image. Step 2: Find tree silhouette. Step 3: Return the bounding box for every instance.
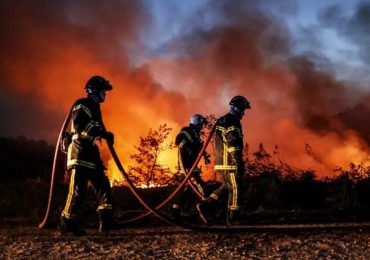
[129,124,175,187]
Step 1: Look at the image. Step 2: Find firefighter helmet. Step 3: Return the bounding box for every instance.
[229,95,251,109]
[189,114,207,127]
[84,75,112,94]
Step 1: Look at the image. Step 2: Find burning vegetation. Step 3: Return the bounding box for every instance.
[105,115,370,187]
[2,1,370,181]
[3,134,370,226]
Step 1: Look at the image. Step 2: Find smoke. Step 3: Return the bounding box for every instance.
[0,0,196,184]
[1,0,370,178]
[0,0,184,139]
[319,2,370,66]
[148,1,370,176]
[0,87,63,139]
[289,56,355,133]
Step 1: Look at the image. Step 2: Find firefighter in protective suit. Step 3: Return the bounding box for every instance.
[60,75,116,235]
[196,96,251,225]
[171,114,211,218]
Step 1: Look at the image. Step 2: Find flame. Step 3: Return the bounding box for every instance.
[2,1,370,184]
[251,118,370,177]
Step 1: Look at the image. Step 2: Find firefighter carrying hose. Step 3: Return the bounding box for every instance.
[60,75,117,235]
[171,114,211,218]
[196,96,251,225]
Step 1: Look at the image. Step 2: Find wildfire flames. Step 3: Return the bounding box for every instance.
[2,1,370,183]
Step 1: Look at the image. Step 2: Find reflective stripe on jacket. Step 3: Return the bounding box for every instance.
[67,97,105,170]
[214,113,244,171]
[175,126,203,171]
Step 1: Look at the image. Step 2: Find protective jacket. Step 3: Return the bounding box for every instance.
[67,97,105,170]
[214,113,244,174]
[175,126,203,172]
[172,125,207,210]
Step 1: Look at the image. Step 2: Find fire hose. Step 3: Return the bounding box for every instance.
[39,107,321,232]
[38,107,370,232]
[104,123,216,230]
[177,149,206,201]
[38,105,216,230]
[97,128,370,232]
[38,107,73,229]
[113,124,215,225]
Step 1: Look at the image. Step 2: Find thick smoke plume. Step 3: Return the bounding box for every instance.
[148,1,370,176]
[1,0,370,179]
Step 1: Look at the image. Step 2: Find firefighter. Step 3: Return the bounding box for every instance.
[196,96,251,225]
[171,114,211,218]
[60,75,116,235]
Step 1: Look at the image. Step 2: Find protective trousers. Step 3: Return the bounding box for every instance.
[61,167,113,220]
[209,170,242,211]
[173,173,206,209]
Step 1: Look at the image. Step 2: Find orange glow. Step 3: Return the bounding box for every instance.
[5,45,370,182]
[4,42,370,183]
[3,1,370,184]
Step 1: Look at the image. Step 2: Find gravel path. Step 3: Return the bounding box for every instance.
[1,226,370,259]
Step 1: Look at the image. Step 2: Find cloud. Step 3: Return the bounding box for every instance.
[2,0,370,177]
[148,0,370,176]
[318,2,370,65]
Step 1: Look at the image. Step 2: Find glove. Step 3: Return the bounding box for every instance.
[61,132,72,154]
[194,167,201,175]
[203,151,211,165]
[104,131,114,145]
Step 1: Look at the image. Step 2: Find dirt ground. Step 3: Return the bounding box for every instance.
[1,226,370,259]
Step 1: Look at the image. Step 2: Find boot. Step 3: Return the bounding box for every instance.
[98,209,119,232]
[226,210,244,226]
[196,199,214,224]
[170,205,182,219]
[60,216,86,236]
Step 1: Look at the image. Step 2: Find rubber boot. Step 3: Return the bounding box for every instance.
[60,216,86,236]
[170,204,182,219]
[98,209,119,232]
[226,210,243,226]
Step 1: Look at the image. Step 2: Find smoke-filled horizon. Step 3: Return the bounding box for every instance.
[1,0,370,178]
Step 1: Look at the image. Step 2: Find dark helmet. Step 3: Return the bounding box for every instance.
[84,75,112,94]
[229,95,251,109]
